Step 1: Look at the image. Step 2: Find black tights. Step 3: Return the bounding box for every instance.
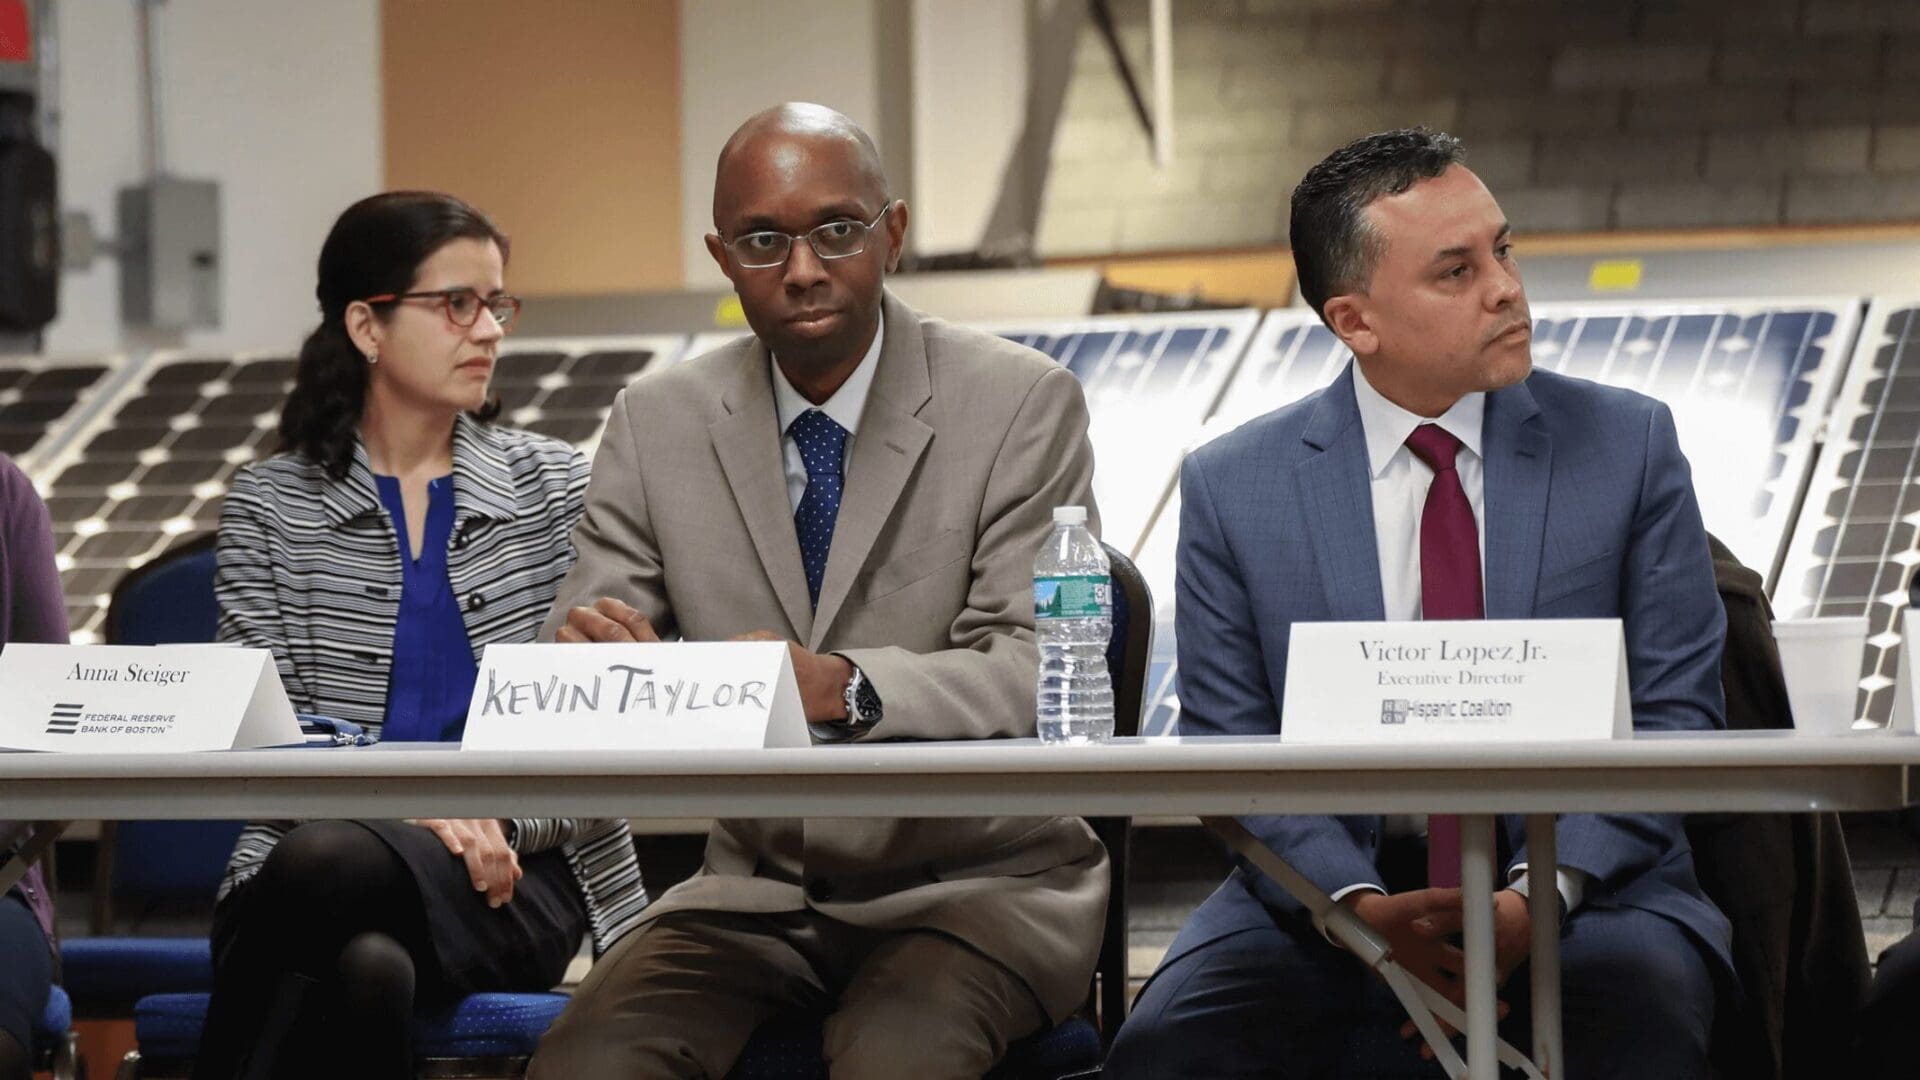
[192,822,443,1080]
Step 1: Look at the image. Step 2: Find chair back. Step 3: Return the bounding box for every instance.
[106,532,220,646]
[1687,533,1870,1078]
[97,532,237,926]
[1087,543,1153,1041]
[1102,543,1152,738]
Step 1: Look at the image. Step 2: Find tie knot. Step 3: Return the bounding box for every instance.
[1405,423,1461,472]
[788,409,849,481]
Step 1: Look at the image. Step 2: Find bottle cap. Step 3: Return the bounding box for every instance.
[1052,505,1087,525]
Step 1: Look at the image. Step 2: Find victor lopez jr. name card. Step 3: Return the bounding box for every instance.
[1280,619,1631,744]
[461,641,809,751]
[0,644,302,751]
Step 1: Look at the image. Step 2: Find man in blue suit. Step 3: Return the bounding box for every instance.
[1106,129,1732,1078]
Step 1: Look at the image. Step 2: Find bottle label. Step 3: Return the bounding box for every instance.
[1035,575,1111,620]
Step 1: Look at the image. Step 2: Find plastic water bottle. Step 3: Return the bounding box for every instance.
[1035,505,1114,743]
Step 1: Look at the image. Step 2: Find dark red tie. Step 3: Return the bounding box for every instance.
[1405,424,1482,889]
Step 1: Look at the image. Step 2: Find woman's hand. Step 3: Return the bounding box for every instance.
[409,818,522,907]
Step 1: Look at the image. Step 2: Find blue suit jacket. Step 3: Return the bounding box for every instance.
[1175,363,1734,977]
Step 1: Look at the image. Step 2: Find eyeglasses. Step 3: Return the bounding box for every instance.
[722,203,894,270]
[362,288,521,332]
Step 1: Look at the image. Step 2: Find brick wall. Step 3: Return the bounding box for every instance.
[1037,0,1920,255]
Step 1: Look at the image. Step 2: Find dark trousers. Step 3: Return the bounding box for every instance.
[1859,925,1920,1078]
[1106,873,1716,1079]
[529,908,1048,1080]
[0,893,52,1080]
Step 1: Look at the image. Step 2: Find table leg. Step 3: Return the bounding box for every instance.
[0,820,68,894]
[1461,813,1498,1080]
[1527,814,1563,1078]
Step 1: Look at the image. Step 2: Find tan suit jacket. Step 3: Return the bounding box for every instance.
[541,292,1110,1021]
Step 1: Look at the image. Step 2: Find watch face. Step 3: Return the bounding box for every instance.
[845,671,880,724]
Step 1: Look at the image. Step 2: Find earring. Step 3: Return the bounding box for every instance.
[367,349,378,365]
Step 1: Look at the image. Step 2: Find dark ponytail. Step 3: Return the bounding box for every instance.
[278,191,509,480]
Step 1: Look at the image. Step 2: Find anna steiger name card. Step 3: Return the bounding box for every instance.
[0,644,302,751]
[1280,619,1630,744]
[461,641,809,752]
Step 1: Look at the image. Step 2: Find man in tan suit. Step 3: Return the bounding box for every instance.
[527,103,1109,1078]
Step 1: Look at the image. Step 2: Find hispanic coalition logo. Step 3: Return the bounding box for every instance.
[1380,699,1410,725]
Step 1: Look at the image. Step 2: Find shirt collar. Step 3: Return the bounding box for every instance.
[1350,361,1486,479]
[771,310,885,438]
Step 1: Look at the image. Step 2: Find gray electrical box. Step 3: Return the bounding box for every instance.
[118,176,220,329]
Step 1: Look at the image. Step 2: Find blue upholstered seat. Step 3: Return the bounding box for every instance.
[31,986,78,1080]
[60,936,215,1009]
[31,985,71,1048]
[132,989,572,1060]
[411,991,573,1057]
[129,993,207,1059]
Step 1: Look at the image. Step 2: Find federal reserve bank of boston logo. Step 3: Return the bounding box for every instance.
[46,702,82,735]
[1380,699,1409,725]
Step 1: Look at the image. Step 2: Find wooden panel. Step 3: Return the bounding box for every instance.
[382,0,683,295]
[1054,250,1298,309]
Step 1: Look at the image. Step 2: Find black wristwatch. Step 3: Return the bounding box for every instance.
[842,666,883,729]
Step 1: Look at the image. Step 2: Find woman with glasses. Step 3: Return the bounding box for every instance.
[196,191,646,1080]
[0,453,66,1080]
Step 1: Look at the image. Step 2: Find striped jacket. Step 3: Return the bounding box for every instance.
[213,414,646,955]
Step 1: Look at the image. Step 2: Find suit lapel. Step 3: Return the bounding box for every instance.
[1481,379,1550,619]
[711,339,813,642]
[810,294,933,650]
[1295,367,1386,622]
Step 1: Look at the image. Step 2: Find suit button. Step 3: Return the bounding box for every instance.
[807,878,835,903]
[467,592,487,611]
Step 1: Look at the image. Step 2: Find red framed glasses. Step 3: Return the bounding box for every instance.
[362,288,521,332]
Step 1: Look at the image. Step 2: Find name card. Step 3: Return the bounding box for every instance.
[461,641,808,751]
[1280,619,1630,744]
[1888,610,1920,735]
[0,644,302,752]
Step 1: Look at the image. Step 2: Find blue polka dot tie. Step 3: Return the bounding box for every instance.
[789,408,849,609]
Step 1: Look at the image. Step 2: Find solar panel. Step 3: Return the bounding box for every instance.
[491,335,689,454]
[1216,300,1858,576]
[1774,299,1920,726]
[1132,489,1182,736]
[983,310,1261,555]
[39,336,685,644]
[688,314,1261,555]
[37,350,295,643]
[0,354,124,477]
[1141,299,1861,733]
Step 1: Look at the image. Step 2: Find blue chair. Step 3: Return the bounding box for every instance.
[96,532,582,1077]
[724,544,1152,1079]
[103,532,221,647]
[122,991,572,1079]
[63,534,235,1017]
[30,983,80,1080]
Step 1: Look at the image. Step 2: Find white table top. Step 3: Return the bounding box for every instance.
[2,730,1915,820]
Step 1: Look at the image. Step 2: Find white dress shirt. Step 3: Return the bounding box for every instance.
[1337,363,1586,914]
[770,312,885,512]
